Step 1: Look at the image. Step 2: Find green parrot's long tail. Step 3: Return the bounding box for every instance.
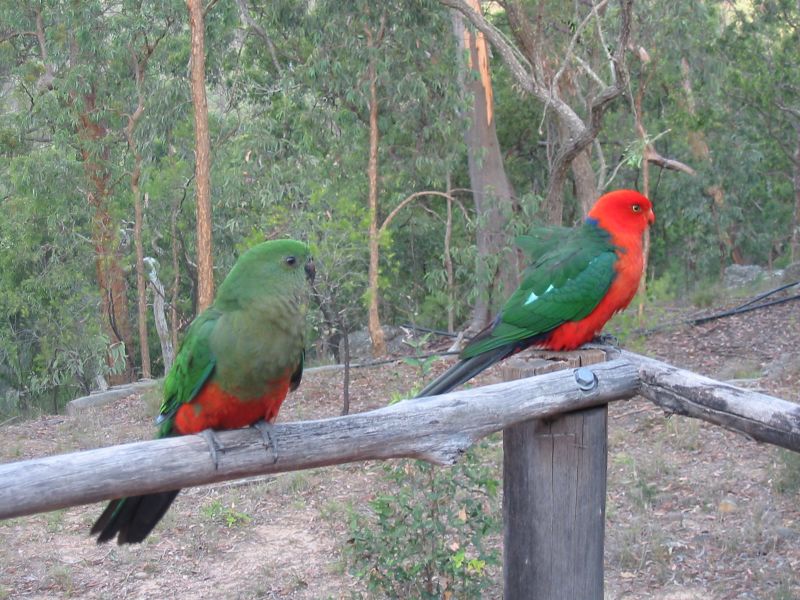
[90,490,180,544]
[415,344,514,398]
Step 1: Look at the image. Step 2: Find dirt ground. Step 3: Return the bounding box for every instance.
[1,293,799,599]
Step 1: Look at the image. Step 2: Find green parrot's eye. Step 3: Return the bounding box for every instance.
[285,256,297,266]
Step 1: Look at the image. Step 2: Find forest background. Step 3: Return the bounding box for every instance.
[1,0,799,415]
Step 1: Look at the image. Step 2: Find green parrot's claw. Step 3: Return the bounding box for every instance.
[201,428,224,470]
[252,420,278,464]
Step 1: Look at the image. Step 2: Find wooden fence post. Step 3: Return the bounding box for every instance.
[501,350,608,600]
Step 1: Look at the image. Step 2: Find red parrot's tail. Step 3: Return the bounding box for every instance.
[415,344,516,398]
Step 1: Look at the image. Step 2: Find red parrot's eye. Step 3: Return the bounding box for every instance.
[631,204,642,213]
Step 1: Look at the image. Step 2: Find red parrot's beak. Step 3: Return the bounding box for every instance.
[647,209,655,224]
[305,258,316,283]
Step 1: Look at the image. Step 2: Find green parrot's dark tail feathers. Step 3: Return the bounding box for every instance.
[415,345,514,398]
[91,490,180,545]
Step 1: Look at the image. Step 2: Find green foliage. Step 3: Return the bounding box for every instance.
[645,272,677,304]
[401,333,438,379]
[690,277,724,309]
[346,445,500,599]
[0,146,124,415]
[201,499,252,528]
[772,449,800,496]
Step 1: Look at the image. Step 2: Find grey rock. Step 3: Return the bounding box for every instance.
[723,264,766,288]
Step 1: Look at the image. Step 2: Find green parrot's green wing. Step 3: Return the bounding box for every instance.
[462,223,618,358]
[156,308,221,438]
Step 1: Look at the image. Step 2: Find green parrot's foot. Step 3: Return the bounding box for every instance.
[201,428,224,470]
[592,333,619,347]
[252,420,278,464]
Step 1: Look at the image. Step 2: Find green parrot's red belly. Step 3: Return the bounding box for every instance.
[173,379,291,435]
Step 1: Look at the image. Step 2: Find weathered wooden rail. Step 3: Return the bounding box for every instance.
[0,349,798,599]
[0,358,639,519]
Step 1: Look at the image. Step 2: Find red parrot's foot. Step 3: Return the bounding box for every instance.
[592,333,619,347]
[252,420,278,464]
[200,428,224,470]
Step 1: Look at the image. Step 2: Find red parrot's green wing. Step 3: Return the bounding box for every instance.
[461,223,617,359]
[514,225,573,258]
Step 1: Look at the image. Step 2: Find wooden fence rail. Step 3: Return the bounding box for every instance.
[0,358,639,520]
[617,349,800,450]
[1,350,798,519]
[0,349,798,600]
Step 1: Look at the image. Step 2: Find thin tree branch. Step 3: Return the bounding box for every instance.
[644,148,697,176]
[551,0,611,96]
[379,190,471,236]
[233,0,282,74]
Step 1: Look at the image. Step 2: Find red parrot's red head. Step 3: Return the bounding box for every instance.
[587,189,655,234]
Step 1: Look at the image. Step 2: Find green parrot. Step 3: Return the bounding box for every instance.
[91,239,315,544]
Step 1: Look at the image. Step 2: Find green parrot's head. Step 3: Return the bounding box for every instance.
[215,239,314,309]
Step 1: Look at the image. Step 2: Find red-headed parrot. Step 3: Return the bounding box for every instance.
[418,189,654,397]
[91,239,315,544]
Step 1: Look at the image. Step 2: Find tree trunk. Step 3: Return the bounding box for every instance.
[572,148,597,218]
[444,175,455,333]
[125,63,151,379]
[452,4,518,330]
[187,0,214,312]
[124,29,167,380]
[556,113,597,218]
[79,92,135,385]
[365,15,387,356]
[145,258,175,372]
[170,182,186,351]
[340,314,351,416]
[88,192,134,384]
[133,174,151,378]
[792,128,800,263]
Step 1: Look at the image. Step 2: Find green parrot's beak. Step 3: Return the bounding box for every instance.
[305,258,316,283]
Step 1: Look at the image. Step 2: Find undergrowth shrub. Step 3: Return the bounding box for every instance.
[346,442,501,598]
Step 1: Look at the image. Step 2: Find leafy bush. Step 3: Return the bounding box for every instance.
[346,444,500,599]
